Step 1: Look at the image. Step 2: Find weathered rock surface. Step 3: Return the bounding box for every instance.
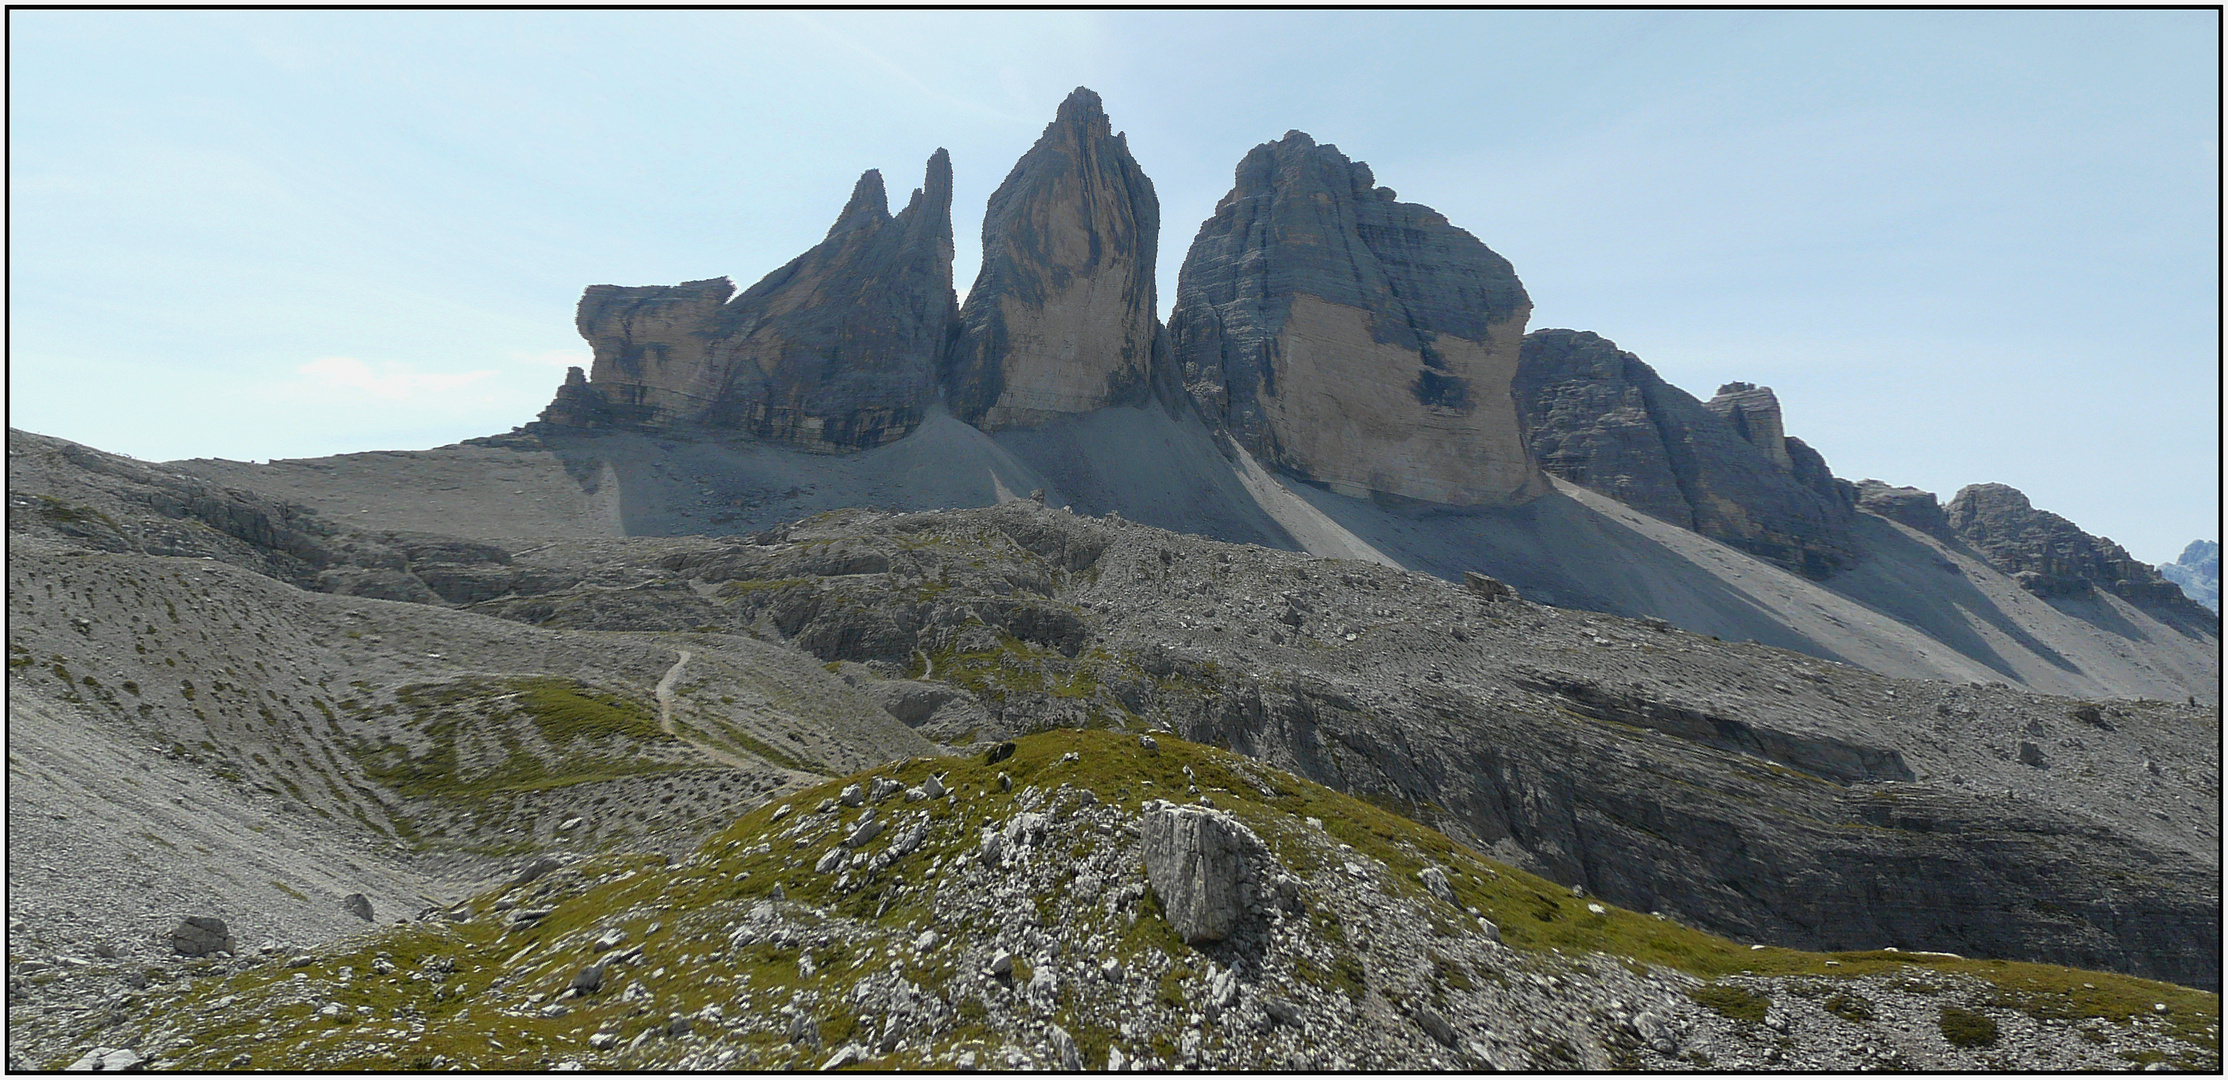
[945,88,1165,430]
[558,152,957,450]
[1512,329,1858,577]
[2159,540,2221,614]
[1853,479,1951,536]
[1702,382,1794,470]
[1945,483,2215,622]
[1170,131,1546,507]
[167,917,233,957]
[1139,802,1270,944]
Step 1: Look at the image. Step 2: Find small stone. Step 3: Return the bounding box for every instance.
[998,772,1013,792]
[920,773,948,798]
[541,1003,571,1018]
[1138,735,1158,751]
[667,1013,692,1038]
[593,929,627,953]
[1412,1004,1458,1048]
[913,930,939,952]
[838,784,865,807]
[771,803,793,822]
[588,1033,618,1050]
[569,964,606,994]
[989,951,1013,977]
[510,855,563,886]
[92,943,119,959]
[985,742,1017,766]
[1589,903,1608,916]
[869,776,903,802]
[228,1053,252,1068]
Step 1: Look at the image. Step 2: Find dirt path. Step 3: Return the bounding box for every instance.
[654,649,767,772]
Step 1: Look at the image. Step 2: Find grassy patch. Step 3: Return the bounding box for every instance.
[1690,983,1769,1024]
[1939,1005,1998,1048]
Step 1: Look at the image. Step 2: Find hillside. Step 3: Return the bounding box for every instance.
[14,731,2219,1072]
[165,406,2220,705]
[9,428,2219,995]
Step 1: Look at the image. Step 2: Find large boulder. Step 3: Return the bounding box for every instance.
[945,88,1166,430]
[557,151,958,450]
[1511,329,1858,578]
[1169,131,1546,508]
[1140,803,1273,944]
[167,916,234,957]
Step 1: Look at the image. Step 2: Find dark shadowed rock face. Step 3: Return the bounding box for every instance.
[1169,131,1546,507]
[561,153,957,450]
[1946,483,2214,620]
[1512,329,1858,578]
[945,88,1164,431]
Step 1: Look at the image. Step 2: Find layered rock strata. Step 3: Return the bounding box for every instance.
[1169,131,1546,507]
[945,89,1165,430]
[1512,329,1857,577]
[1945,483,2213,619]
[1852,479,1951,536]
[562,152,957,450]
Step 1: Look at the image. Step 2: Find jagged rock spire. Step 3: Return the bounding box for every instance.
[562,151,957,450]
[944,87,1166,430]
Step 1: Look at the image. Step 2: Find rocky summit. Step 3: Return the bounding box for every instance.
[9,85,2222,1073]
[1169,130,1547,508]
[944,88,1167,431]
[562,151,956,450]
[2160,540,2220,614]
[1513,329,1858,578]
[1945,482,2212,622]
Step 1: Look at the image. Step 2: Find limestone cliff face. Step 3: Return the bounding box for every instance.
[1512,329,1858,578]
[565,153,957,450]
[1703,383,1793,470]
[945,89,1164,430]
[1945,483,2213,621]
[1169,131,1546,507]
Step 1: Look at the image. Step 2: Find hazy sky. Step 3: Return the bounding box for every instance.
[10,10,2218,563]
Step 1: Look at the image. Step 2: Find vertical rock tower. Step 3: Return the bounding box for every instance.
[1169,132,1547,507]
[567,151,957,450]
[944,88,1165,430]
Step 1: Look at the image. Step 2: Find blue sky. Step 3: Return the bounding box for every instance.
[9,9,2218,563]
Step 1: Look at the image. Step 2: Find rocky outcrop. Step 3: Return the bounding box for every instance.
[1139,802,1277,944]
[1169,131,1546,507]
[560,152,957,450]
[1702,383,1793,470]
[1853,480,1951,536]
[2159,540,2221,614]
[945,89,1164,430]
[1945,483,2213,619]
[1511,329,1858,577]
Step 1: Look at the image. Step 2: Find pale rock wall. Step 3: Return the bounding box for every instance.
[1256,296,1537,504]
[1169,130,1546,508]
